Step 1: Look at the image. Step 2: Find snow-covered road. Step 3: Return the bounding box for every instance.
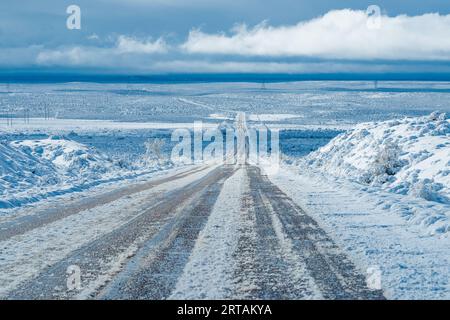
[0,163,385,300]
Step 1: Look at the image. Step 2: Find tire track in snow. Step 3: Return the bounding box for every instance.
[247,166,385,300]
[98,165,235,300]
[4,165,228,299]
[169,167,245,299]
[234,167,321,299]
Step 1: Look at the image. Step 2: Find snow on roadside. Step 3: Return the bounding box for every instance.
[268,166,450,299]
[0,140,59,194]
[0,136,172,210]
[12,137,116,178]
[303,112,450,205]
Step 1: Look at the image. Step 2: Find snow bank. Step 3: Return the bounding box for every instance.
[304,112,450,205]
[11,137,116,178]
[0,141,59,194]
[0,137,170,210]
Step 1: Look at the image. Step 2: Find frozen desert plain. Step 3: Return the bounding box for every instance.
[0,81,449,299]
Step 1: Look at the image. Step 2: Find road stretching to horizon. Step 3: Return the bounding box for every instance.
[0,114,385,300]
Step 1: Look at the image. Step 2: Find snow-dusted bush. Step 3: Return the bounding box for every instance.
[363,140,404,184]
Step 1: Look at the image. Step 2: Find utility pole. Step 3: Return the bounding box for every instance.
[23,108,30,124]
[44,106,50,120]
[7,106,13,127]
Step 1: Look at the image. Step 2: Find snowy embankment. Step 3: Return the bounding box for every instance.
[0,136,170,210]
[286,112,450,236]
[303,112,450,205]
[269,113,450,299]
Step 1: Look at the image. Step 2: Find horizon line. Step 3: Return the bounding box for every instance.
[2,72,450,84]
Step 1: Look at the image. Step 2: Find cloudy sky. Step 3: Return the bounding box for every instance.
[1,0,450,74]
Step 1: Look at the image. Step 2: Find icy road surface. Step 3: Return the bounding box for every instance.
[0,163,384,300]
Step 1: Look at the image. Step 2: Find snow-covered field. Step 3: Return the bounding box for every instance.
[2,81,450,124]
[0,81,449,299]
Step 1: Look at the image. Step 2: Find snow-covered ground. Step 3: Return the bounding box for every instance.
[2,81,450,124]
[0,81,449,299]
[0,118,218,134]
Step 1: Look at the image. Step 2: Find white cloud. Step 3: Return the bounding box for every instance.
[36,35,168,66]
[36,47,100,66]
[149,60,369,73]
[181,9,450,60]
[116,35,168,54]
[149,60,450,74]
